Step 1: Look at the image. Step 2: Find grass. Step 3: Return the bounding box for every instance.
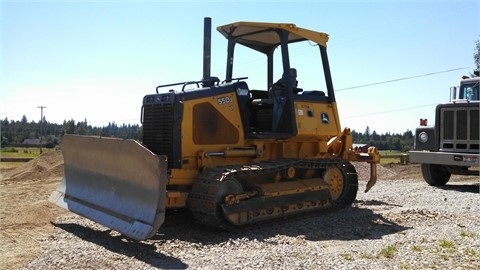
[460,230,476,238]
[341,253,353,261]
[438,239,455,249]
[379,150,409,165]
[436,239,456,261]
[412,245,422,252]
[464,248,477,257]
[379,244,397,259]
[1,147,52,158]
[359,252,374,259]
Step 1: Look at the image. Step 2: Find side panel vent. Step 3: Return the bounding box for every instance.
[142,103,175,168]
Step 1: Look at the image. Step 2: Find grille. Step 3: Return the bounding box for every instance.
[440,105,479,153]
[142,104,175,168]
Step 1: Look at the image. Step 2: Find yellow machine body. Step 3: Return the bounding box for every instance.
[51,19,380,241]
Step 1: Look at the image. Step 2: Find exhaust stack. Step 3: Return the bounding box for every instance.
[202,17,217,87]
[203,17,211,81]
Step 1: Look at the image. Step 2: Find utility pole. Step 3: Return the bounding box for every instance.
[37,106,46,153]
[38,105,47,122]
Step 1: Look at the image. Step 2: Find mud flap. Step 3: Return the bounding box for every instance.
[49,135,167,241]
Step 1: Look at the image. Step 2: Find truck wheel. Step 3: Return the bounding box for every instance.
[323,163,358,209]
[421,164,451,186]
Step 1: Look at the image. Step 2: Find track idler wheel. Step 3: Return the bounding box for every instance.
[323,163,358,209]
[215,177,245,229]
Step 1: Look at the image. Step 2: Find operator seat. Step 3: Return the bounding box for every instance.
[269,68,301,97]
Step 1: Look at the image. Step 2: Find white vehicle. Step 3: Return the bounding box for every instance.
[410,74,479,185]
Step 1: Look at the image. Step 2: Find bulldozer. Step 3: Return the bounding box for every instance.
[50,18,380,241]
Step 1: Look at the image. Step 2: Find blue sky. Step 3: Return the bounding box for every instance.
[2,0,479,134]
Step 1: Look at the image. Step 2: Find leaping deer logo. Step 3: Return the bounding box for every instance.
[321,113,329,124]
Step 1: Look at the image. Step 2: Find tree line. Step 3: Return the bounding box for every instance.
[1,116,142,148]
[352,126,414,152]
[1,117,414,151]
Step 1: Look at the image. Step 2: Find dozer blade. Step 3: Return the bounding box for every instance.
[49,135,167,241]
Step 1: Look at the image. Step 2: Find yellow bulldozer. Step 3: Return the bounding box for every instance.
[50,18,380,241]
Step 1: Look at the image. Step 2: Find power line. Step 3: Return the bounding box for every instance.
[343,103,438,119]
[86,118,140,124]
[336,66,472,91]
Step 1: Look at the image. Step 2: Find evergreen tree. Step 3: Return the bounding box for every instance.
[474,35,480,71]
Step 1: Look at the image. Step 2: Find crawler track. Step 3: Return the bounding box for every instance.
[187,159,358,229]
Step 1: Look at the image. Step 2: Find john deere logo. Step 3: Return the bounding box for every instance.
[321,113,329,124]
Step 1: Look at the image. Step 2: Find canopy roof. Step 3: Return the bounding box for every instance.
[217,21,329,53]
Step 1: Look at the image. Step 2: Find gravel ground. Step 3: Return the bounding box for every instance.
[23,169,479,270]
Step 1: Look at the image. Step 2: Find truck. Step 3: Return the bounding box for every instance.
[410,74,479,185]
[50,18,380,241]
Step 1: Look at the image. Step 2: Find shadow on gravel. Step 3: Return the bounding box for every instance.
[52,202,409,268]
[437,183,480,194]
[52,222,189,269]
[155,204,410,243]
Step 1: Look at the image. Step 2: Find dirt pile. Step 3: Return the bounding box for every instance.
[1,150,64,183]
[1,150,67,270]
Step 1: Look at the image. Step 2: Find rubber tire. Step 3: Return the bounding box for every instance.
[324,162,358,209]
[421,163,451,186]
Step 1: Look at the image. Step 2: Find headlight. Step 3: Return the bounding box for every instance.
[418,132,428,143]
